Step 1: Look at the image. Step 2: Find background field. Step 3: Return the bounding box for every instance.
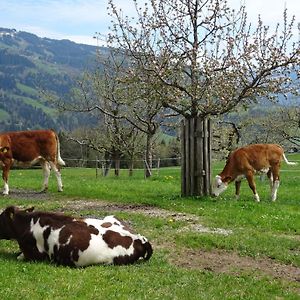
[0,155,299,299]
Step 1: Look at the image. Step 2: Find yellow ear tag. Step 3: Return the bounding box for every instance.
[2,148,7,153]
[9,212,14,220]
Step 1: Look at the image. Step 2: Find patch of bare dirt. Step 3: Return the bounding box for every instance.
[168,248,300,284]
[64,200,233,235]
[5,188,53,201]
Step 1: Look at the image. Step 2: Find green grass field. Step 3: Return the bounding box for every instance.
[0,155,299,299]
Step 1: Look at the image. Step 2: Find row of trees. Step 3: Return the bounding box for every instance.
[56,0,299,196]
[212,104,300,160]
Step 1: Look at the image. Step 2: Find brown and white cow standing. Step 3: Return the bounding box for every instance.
[0,129,65,195]
[212,144,297,202]
[0,206,153,266]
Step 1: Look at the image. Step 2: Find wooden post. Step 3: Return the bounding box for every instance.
[195,117,204,195]
[181,116,212,197]
[190,117,195,195]
[181,120,186,196]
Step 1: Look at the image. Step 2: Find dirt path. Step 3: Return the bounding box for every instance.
[169,247,300,284]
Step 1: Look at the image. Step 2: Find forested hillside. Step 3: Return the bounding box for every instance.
[0,28,103,131]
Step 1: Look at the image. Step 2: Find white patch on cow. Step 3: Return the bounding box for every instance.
[48,161,63,192]
[17,252,25,261]
[75,233,135,267]
[42,162,51,191]
[271,180,280,202]
[254,193,260,202]
[268,173,274,193]
[102,215,121,225]
[235,175,244,182]
[30,218,63,256]
[212,175,228,197]
[47,227,64,257]
[79,217,149,267]
[84,216,123,232]
[3,182,9,195]
[259,167,269,173]
[136,234,148,243]
[84,218,110,233]
[30,218,47,253]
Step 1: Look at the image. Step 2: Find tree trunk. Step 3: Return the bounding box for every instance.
[181,116,212,196]
[111,149,121,177]
[128,159,134,176]
[103,151,111,177]
[145,133,153,178]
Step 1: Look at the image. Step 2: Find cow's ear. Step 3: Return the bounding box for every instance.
[5,206,17,220]
[0,147,9,153]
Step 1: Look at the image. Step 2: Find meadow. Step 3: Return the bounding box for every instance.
[0,155,299,299]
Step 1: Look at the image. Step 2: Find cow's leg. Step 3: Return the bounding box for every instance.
[49,161,63,192]
[2,164,11,195]
[267,170,273,191]
[270,164,280,202]
[19,241,49,262]
[235,180,242,199]
[41,161,51,192]
[245,171,260,202]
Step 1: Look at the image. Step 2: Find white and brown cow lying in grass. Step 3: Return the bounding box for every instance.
[212,144,297,202]
[0,206,153,266]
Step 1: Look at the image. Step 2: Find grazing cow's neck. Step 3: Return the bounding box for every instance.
[219,160,236,183]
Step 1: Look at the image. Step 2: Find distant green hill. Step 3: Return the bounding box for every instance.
[0,28,103,131]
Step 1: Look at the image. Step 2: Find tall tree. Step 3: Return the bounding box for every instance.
[107,0,300,196]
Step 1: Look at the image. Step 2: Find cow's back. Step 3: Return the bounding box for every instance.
[6,130,57,162]
[231,144,283,172]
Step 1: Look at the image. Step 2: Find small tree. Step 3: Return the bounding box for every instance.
[58,46,166,177]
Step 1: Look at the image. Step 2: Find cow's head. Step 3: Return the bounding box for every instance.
[0,135,11,157]
[212,175,230,197]
[0,206,34,239]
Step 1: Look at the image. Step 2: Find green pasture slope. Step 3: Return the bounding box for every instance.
[0,155,299,299]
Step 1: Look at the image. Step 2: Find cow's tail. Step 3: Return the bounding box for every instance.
[143,241,153,261]
[54,132,65,166]
[282,153,297,165]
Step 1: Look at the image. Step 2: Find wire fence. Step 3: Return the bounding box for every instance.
[63,157,182,169]
[9,155,300,178]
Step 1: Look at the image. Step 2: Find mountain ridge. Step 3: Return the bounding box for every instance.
[0,27,102,131]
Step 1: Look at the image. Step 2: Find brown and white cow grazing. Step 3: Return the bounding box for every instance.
[0,129,65,195]
[212,144,297,202]
[0,206,153,266]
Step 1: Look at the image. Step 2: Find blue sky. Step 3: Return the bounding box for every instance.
[0,0,299,46]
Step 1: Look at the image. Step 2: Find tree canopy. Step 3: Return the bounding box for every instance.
[107,0,300,118]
